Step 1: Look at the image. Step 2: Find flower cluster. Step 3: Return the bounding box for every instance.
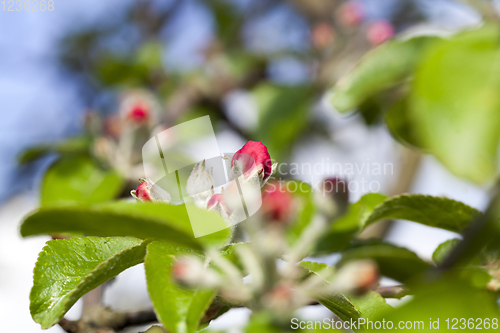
[132,141,379,320]
[171,221,379,318]
[336,1,395,46]
[132,140,278,223]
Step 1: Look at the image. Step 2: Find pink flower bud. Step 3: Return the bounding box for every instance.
[338,1,365,27]
[334,260,379,295]
[128,104,149,124]
[119,90,159,126]
[231,141,277,187]
[131,178,171,203]
[367,20,395,46]
[172,256,221,288]
[261,182,293,224]
[207,193,232,217]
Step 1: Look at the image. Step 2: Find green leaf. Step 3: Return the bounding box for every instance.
[245,312,282,333]
[299,261,335,279]
[338,241,430,282]
[347,291,392,321]
[432,239,461,264]
[145,241,216,333]
[315,193,387,254]
[300,261,393,326]
[432,239,491,288]
[30,237,148,329]
[41,154,123,206]
[20,202,231,250]
[409,26,500,183]
[363,194,481,232]
[96,42,163,87]
[286,181,317,245]
[318,293,361,323]
[330,36,439,113]
[302,262,362,322]
[367,277,500,332]
[385,98,422,148]
[140,326,167,333]
[218,242,248,270]
[18,136,91,164]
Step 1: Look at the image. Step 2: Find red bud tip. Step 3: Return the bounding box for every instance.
[128,104,149,124]
[135,181,153,201]
[232,141,272,180]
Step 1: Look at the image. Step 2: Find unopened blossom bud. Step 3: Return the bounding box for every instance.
[338,1,365,27]
[128,104,149,124]
[334,260,379,295]
[231,141,277,187]
[119,90,159,126]
[172,256,221,288]
[131,178,171,203]
[186,160,215,208]
[207,193,232,220]
[367,20,395,46]
[261,182,294,224]
[316,177,349,219]
[263,282,299,314]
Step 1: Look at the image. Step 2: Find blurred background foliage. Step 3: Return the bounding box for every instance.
[9,0,492,199]
[3,0,484,203]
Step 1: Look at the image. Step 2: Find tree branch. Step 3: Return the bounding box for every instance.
[376,285,409,299]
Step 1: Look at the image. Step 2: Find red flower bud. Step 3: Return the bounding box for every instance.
[231,141,276,186]
[119,90,159,126]
[261,182,293,224]
[367,20,395,46]
[134,182,152,201]
[128,104,149,124]
[131,179,171,203]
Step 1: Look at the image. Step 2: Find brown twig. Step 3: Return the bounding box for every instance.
[376,285,409,299]
[58,308,159,333]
